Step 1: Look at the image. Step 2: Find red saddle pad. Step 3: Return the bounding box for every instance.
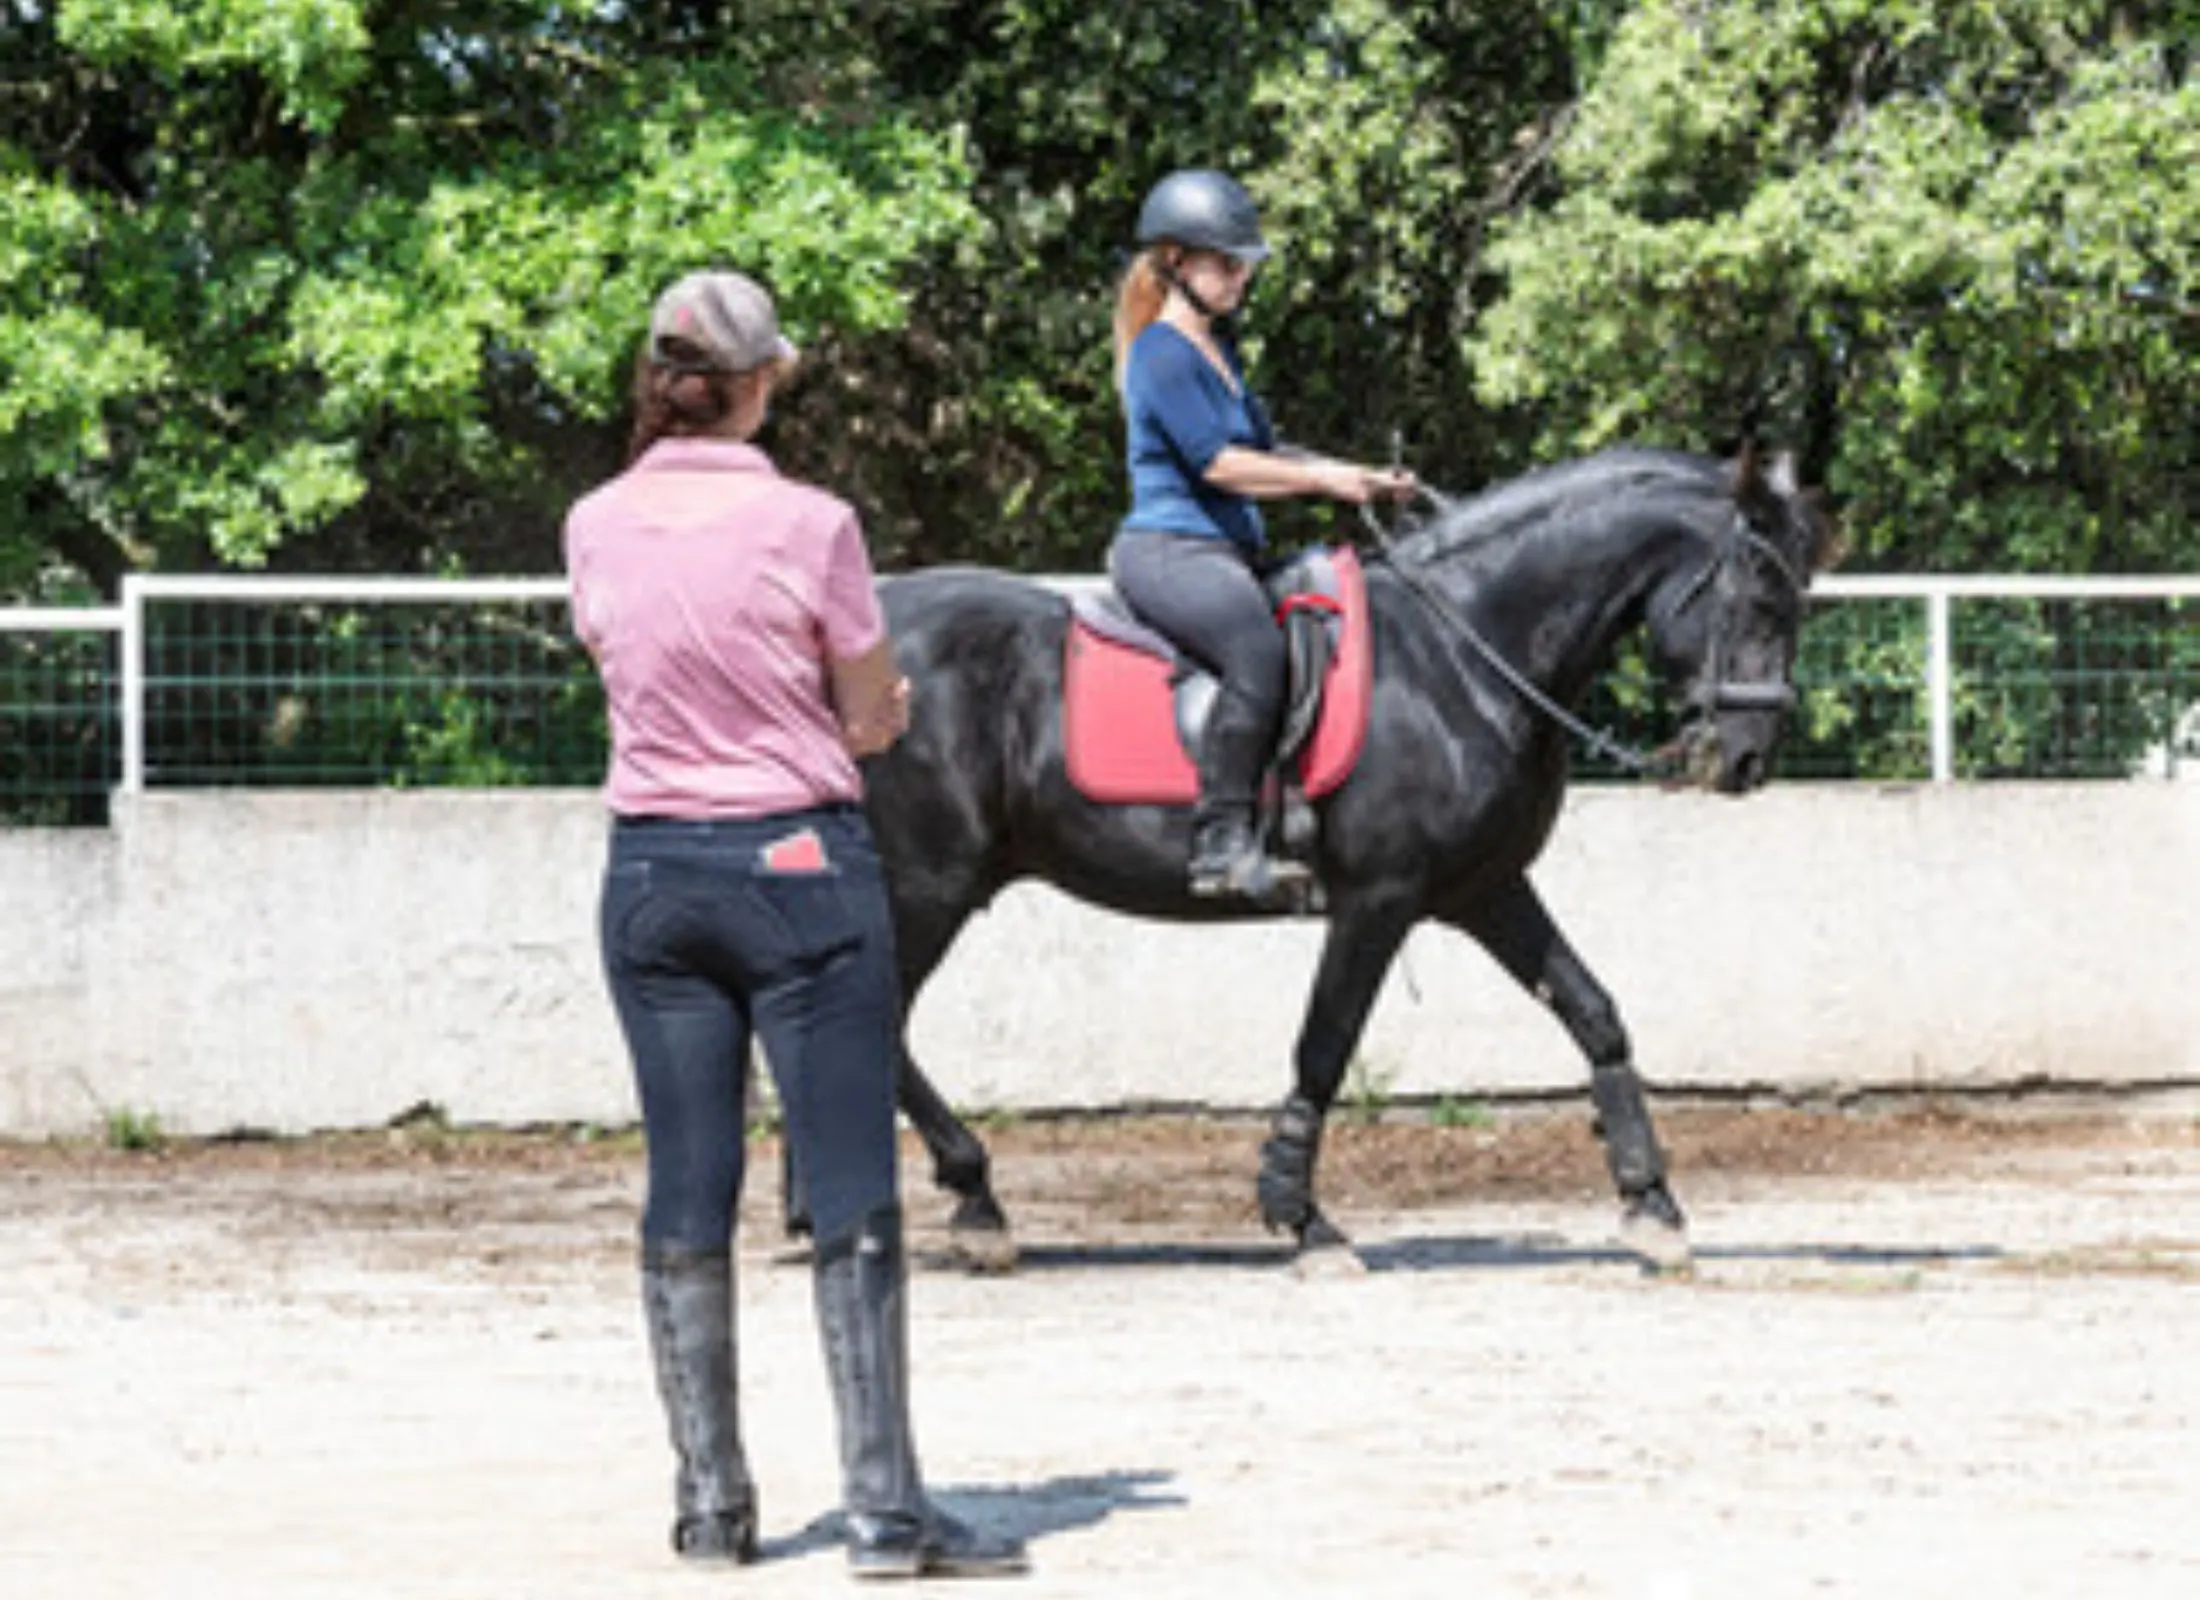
[1062,546,1372,805]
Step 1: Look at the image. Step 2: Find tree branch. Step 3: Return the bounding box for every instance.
[1456,102,1577,326]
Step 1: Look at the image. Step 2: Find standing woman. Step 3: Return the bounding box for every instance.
[1110,169,1415,902]
[564,270,1026,1581]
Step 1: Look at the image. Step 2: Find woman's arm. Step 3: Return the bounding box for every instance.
[1204,445,1416,505]
[828,640,912,757]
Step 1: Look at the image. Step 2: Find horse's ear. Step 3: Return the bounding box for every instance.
[1798,485,1848,574]
[1736,441,1843,574]
[1730,438,1777,520]
[1767,450,1800,499]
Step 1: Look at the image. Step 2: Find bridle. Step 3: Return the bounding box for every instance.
[1669,511,1806,719]
[1362,491,1805,778]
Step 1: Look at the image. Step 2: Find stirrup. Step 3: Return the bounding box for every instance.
[1189,847,1312,902]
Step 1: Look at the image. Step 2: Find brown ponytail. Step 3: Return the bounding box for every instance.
[1112,248,1174,388]
[626,338,783,462]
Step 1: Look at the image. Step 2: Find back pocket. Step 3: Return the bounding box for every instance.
[741,870,863,981]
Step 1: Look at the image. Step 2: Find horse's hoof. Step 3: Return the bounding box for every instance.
[766,1237,816,1268]
[1619,1197,1693,1277]
[949,1228,1019,1274]
[1292,1237,1368,1280]
[948,1194,1019,1275]
[1297,1206,1351,1250]
[1289,1206,1363,1276]
[769,1215,815,1268]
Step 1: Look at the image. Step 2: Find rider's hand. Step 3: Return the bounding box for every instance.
[1315,461,1375,503]
[1364,466,1418,503]
[1316,461,1417,505]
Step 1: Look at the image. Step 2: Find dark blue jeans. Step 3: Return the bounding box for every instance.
[598,804,901,1254]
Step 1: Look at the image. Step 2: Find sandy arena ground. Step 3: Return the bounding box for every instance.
[2,1102,2196,1600]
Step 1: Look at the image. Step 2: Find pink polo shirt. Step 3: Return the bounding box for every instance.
[563,437,887,819]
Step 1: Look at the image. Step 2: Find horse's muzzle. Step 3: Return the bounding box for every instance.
[1671,719,1775,794]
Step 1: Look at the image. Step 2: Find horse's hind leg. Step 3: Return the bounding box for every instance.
[776,896,1014,1269]
[1447,877,1691,1271]
[777,1047,1008,1264]
[892,893,1016,1268]
[899,1046,1015,1271]
[1260,893,1420,1256]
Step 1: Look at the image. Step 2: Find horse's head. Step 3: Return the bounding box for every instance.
[1645,444,1841,794]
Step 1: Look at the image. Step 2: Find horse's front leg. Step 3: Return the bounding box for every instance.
[1446,876,1690,1271]
[1259,894,1420,1256]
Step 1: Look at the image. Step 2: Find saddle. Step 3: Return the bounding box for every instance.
[1061,546,1374,846]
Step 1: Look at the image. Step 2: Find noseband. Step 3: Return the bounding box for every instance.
[1368,495,1803,776]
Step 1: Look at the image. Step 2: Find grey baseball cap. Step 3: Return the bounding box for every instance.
[648,270,800,373]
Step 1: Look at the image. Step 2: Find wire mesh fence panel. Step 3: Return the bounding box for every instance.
[5,577,2198,824]
[1561,596,1933,784]
[140,594,604,790]
[1568,591,2199,783]
[1953,596,2200,779]
[1782,596,1935,781]
[0,622,120,825]
[1562,639,1680,785]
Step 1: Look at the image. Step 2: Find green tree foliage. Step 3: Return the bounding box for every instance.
[1,1,2190,598]
[811,0,1600,566]
[0,0,977,596]
[751,0,1350,568]
[1473,0,2197,572]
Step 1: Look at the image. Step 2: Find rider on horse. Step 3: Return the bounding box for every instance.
[1108,169,1416,903]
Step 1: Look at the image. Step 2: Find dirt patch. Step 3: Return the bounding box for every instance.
[5,1099,2191,1269]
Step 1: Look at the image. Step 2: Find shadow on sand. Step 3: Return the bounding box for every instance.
[935,1233,2003,1276]
[1357,1233,2005,1274]
[758,1467,1184,1565]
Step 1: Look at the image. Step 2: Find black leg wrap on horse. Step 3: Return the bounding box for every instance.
[780,1136,812,1240]
[896,1055,995,1206]
[930,1145,991,1204]
[1256,1094,1324,1234]
[1589,1062,1668,1196]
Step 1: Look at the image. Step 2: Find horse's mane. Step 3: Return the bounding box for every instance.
[1397,448,1732,569]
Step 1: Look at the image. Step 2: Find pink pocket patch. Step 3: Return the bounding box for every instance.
[759,828,829,873]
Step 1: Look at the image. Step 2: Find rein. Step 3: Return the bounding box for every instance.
[1358,501,1669,775]
[1358,488,1801,777]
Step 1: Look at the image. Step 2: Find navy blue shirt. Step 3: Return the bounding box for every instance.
[1116,322,1276,552]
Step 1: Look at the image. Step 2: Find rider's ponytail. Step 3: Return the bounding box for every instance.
[1112,249,1172,389]
[626,342,781,463]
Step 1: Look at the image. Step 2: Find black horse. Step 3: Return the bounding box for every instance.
[842,444,1837,1269]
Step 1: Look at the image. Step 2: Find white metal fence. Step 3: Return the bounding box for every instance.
[111,574,569,793]
[1812,575,2200,782]
[3,573,2197,820]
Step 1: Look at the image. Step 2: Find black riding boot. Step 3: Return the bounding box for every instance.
[813,1205,1028,1580]
[1189,683,1310,903]
[639,1245,759,1564]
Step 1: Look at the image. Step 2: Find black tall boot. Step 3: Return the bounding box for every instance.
[813,1205,1028,1580]
[1188,682,1311,903]
[639,1245,759,1564]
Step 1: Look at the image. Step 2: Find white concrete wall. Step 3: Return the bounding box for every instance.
[1,785,2193,1138]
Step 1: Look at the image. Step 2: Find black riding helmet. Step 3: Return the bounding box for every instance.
[1135,169,1271,264]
